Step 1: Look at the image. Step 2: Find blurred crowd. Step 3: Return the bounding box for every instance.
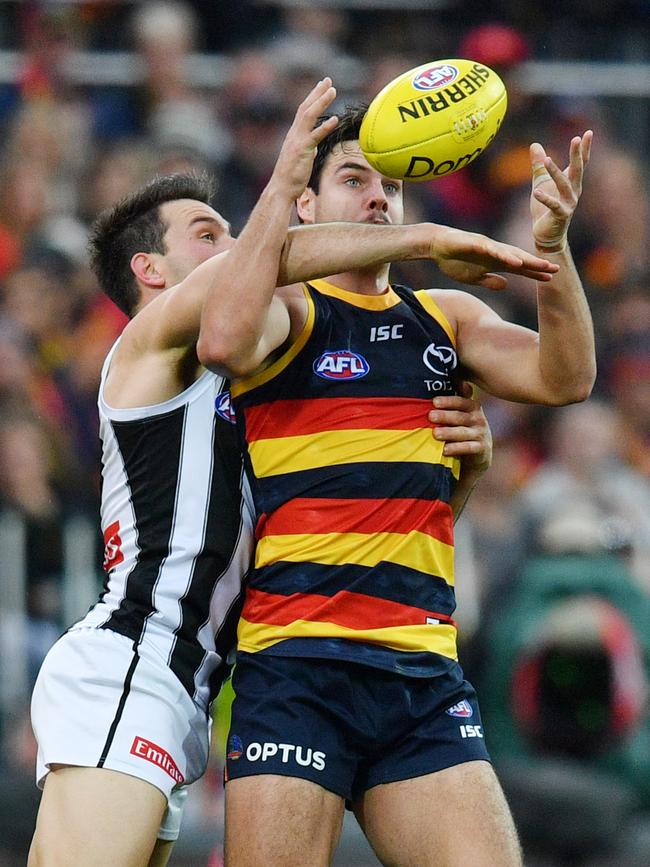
[0,1,649,865]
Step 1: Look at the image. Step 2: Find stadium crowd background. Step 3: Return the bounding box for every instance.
[0,1,649,864]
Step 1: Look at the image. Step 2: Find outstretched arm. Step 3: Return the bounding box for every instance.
[277,221,559,291]
[438,131,596,406]
[529,132,596,401]
[197,78,339,375]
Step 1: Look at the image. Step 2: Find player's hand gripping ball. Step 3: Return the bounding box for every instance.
[359,59,507,181]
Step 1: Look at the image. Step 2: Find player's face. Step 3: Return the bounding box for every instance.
[157,199,235,286]
[298,141,404,227]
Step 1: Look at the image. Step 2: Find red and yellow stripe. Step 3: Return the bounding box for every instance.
[248,426,460,479]
[256,497,453,546]
[243,396,442,441]
[238,587,458,658]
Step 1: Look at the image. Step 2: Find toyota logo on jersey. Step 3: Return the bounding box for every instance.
[423,342,457,375]
[313,350,370,380]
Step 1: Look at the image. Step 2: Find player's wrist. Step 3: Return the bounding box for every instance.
[426,223,448,261]
[534,237,567,254]
[265,172,306,206]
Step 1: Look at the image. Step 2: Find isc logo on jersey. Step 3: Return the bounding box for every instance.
[313,350,370,380]
[215,391,236,423]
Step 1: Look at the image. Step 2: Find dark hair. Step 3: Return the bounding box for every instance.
[307,104,368,193]
[87,173,216,317]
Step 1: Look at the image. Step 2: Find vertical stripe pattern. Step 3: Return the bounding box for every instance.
[73,342,253,708]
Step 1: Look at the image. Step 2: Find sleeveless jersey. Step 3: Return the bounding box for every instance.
[231,279,461,677]
[73,339,254,709]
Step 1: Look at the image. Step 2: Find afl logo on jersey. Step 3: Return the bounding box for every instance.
[313,350,370,380]
[423,342,457,376]
[445,699,473,718]
[215,391,236,423]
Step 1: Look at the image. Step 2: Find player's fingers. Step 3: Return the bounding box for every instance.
[543,155,573,196]
[566,135,586,187]
[519,250,560,271]
[487,243,558,274]
[505,251,559,275]
[295,78,332,116]
[432,425,476,441]
[442,440,483,456]
[310,84,337,116]
[484,242,523,268]
[431,397,476,413]
[477,273,508,291]
[312,113,338,144]
[519,268,555,281]
[531,163,553,190]
[293,81,336,132]
[529,142,547,165]
[430,409,477,426]
[582,129,593,165]
[533,184,571,216]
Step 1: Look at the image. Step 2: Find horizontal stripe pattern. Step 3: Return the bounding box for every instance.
[256,528,454,584]
[254,462,457,514]
[242,587,456,630]
[244,397,440,441]
[233,283,461,670]
[251,561,456,613]
[248,427,460,479]
[257,497,453,546]
[238,615,458,659]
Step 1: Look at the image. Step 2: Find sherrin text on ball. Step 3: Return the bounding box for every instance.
[359,59,507,182]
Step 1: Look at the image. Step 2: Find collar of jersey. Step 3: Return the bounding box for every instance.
[307,278,401,310]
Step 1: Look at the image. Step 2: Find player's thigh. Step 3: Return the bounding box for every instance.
[225,774,344,867]
[28,766,168,867]
[356,760,522,867]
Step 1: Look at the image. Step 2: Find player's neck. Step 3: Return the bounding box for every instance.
[325,263,391,296]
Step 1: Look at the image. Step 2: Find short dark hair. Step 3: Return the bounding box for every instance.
[307,104,368,193]
[87,173,216,317]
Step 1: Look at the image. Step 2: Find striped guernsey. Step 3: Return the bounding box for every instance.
[231,278,462,677]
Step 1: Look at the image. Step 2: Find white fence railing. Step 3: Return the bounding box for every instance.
[0,511,100,715]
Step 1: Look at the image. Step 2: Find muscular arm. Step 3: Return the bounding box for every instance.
[431,132,596,406]
[196,219,560,379]
[436,261,594,406]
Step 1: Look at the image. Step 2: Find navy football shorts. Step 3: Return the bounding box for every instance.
[224,652,491,802]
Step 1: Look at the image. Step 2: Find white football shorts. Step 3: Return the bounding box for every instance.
[31,627,211,840]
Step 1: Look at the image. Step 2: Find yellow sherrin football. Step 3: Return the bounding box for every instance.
[359,59,507,181]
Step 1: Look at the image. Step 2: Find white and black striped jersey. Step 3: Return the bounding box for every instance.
[72,339,253,710]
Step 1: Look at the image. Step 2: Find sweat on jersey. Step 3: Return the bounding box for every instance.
[231,279,462,678]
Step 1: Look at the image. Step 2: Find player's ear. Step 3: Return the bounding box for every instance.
[296,188,316,224]
[131,252,166,289]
